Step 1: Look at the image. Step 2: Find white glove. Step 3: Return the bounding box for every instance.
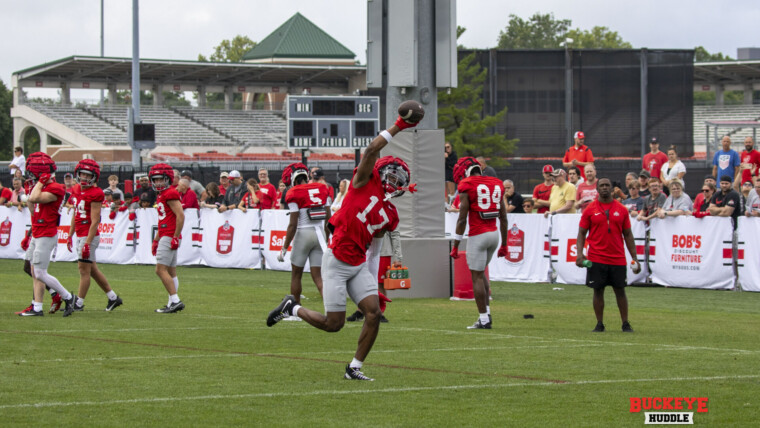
[277,248,287,263]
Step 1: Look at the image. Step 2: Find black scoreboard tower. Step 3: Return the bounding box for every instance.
[286,95,381,150]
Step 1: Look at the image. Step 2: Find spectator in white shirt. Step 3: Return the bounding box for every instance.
[745,177,760,217]
[9,147,25,176]
[660,145,686,190]
[657,180,692,218]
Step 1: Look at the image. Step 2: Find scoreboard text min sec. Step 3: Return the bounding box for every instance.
[287,95,380,150]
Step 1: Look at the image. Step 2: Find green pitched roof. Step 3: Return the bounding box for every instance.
[242,13,355,61]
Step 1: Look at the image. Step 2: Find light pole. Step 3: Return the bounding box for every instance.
[561,38,573,150]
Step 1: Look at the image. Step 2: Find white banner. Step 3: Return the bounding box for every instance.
[737,218,760,292]
[487,214,550,282]
[626,217,649,284]
[260,209,297,271]
[93,208,136,264]
[134,208,159,264]
[177,209,201,266]
[550,214,587,285]
[199,209,262,269]
[0,206,30,260]
[54,209,77,262]
[650,216,734,290]
[444,212,469,237]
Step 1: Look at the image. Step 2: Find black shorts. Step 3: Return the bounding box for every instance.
[586,262,627,290]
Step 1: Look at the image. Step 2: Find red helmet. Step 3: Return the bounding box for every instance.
[149,163,174,192]
[75,159,101,187]
[24,152,57,192]
[281,162,309,187]
[375,156,411,198]
[453,156,481,184]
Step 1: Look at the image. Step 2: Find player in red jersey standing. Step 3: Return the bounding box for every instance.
[149,164,185,313]
[576,178,641,333]
[277,163,332,318]
[450,157,509,329]
[17,152,77,317]
[67,159,123,312]
[267,110,419,381]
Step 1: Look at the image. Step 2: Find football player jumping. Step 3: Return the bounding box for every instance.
[267,111,419,381]
[450,156,508,329]
[277,163,332,319]
[67,159,123,312]
[149,164,185,313]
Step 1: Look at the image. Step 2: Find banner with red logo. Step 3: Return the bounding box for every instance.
[0,206,30,259]
[198,209,261,269]
[259,209,314,272]
[737,218,760,292]
[487,214,550,282]
[92,208,136,264]
[550,214,587,285]
[649,216,734,290]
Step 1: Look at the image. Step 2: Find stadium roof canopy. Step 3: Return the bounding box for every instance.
[12,55,365,90]
[693,60,760,87]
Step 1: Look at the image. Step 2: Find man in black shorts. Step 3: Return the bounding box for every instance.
[575,178,641,333]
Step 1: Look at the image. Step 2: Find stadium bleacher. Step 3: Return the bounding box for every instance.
[29,103,127,145]
[694,105,760,148]
[174,107,287,147]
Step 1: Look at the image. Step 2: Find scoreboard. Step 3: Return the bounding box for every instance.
[286,95,380,149]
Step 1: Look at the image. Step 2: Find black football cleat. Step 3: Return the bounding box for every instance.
[344,364,374,381]
[622,321,634,333]
[467,319,492,330]
[155,301,185,313]
[266,295,295,327]
[62,294,77,317]
[592,322,605,332]
[346,310,364,322]
[105,296,123,312]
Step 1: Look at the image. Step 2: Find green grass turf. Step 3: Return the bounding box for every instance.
[1,259,759,427]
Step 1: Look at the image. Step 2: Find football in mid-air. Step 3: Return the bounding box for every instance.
[398,100,425,124]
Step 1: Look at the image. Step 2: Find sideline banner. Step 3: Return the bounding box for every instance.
[54,209,77,262]
[92,208,135,264]
[177,209,201,266]
[737,218,760,292]
[444,212,470,237]
[260,209,313,272]
[0,206,30,260]
[487,214,549,283]
[199,209,261,269]
[551,214,587,285]
[626,218,649,284]
[134,209,159,264]
[649,216,734,290]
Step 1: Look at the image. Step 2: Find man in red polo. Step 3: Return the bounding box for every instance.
[532,164,554,215]
[642,137,668,180]
[736,137,760,190]
[563,131,595,180]
[576,178,641,333]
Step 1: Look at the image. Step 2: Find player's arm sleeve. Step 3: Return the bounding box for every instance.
[388,229,402,263]
[366,236,384,280]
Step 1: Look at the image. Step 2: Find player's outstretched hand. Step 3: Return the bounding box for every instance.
[394,116,418,130]
[497,245,508,258]
[82,243,91,260]
[449,247,459,259]
[277,248,287,263]
[170,237,180,250]
[151,240,159,256]
[66,236,73,252]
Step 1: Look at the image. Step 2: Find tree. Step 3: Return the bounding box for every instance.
[497,13,571,49]
[564,26,631,49]
[198,35,256,63]
[694,46,732,62]
[439,30,517,166]
[0,79,12,159]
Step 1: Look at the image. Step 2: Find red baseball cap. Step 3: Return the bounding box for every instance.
[542,165,554,174]
[574,131,585,139]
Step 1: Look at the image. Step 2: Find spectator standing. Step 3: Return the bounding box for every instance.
[660,145,686,190]
[575,164,599,213]
[275,180,286,210]
[106,175,124,201]
[694,183,716,218]
[739,180,753,216]
[745,177,760,217]
[309,167,335,202]
[657,180,692,218]
[177,179,199,210]
[622,183,644,216]
[736,137,760,189]
[476,156,498,178]
[532,165,555,214]
[134,176,157,207]
[709,176,742,229]
[636,178,667,222]
[331,179,350,213]
[575,178,640,333]
[503,180,524,213]
[219,170,245,212]
[567,166,584,187]
[563,131,595,180]
[258,168,277,209]
[692,175,716,212]
[7,177,26,210]
[200,182,224,209]
[138,193,154,208]
[712,136,740,180]
[623,172,638,198]
[444,142,457,201]
[637,170,651,198]
[544,168,576,217]
[642,137,668,180]
[522,198,534,213]
[63,173,76,207]
[9,146,25,176]
[218,172,230,195]
[238,178,261,212]
[180,170,204,199]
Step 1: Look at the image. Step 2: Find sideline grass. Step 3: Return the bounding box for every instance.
[1,259,759,426]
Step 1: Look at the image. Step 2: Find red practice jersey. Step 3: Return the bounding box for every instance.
[241,191,261,209]
[458,175,504,237]
[156,188,181,238]
[258,183,277,209]
[739,149,760,184]
[642,151,668,180]
[328,170,399,266]
[533,183,553,214]
[32,182,66,238]
[71,186,105,237]
[579,199,631,266]
[287,182,331,227]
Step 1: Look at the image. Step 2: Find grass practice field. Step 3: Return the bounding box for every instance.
[1,259,759,426]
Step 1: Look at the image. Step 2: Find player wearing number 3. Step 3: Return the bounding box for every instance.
[67,159,123,312]
[149,164,185,313]
[267,104,420,381]
[450,156,509,330]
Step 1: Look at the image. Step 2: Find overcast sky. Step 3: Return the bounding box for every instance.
[2,0,758,99]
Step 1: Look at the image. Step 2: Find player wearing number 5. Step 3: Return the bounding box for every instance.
[267,101,422,381]
[149,164,185,313]
[67,159,123,312]
[277,163,332,318]
[450,157,508,330]
[576,178,641,333]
